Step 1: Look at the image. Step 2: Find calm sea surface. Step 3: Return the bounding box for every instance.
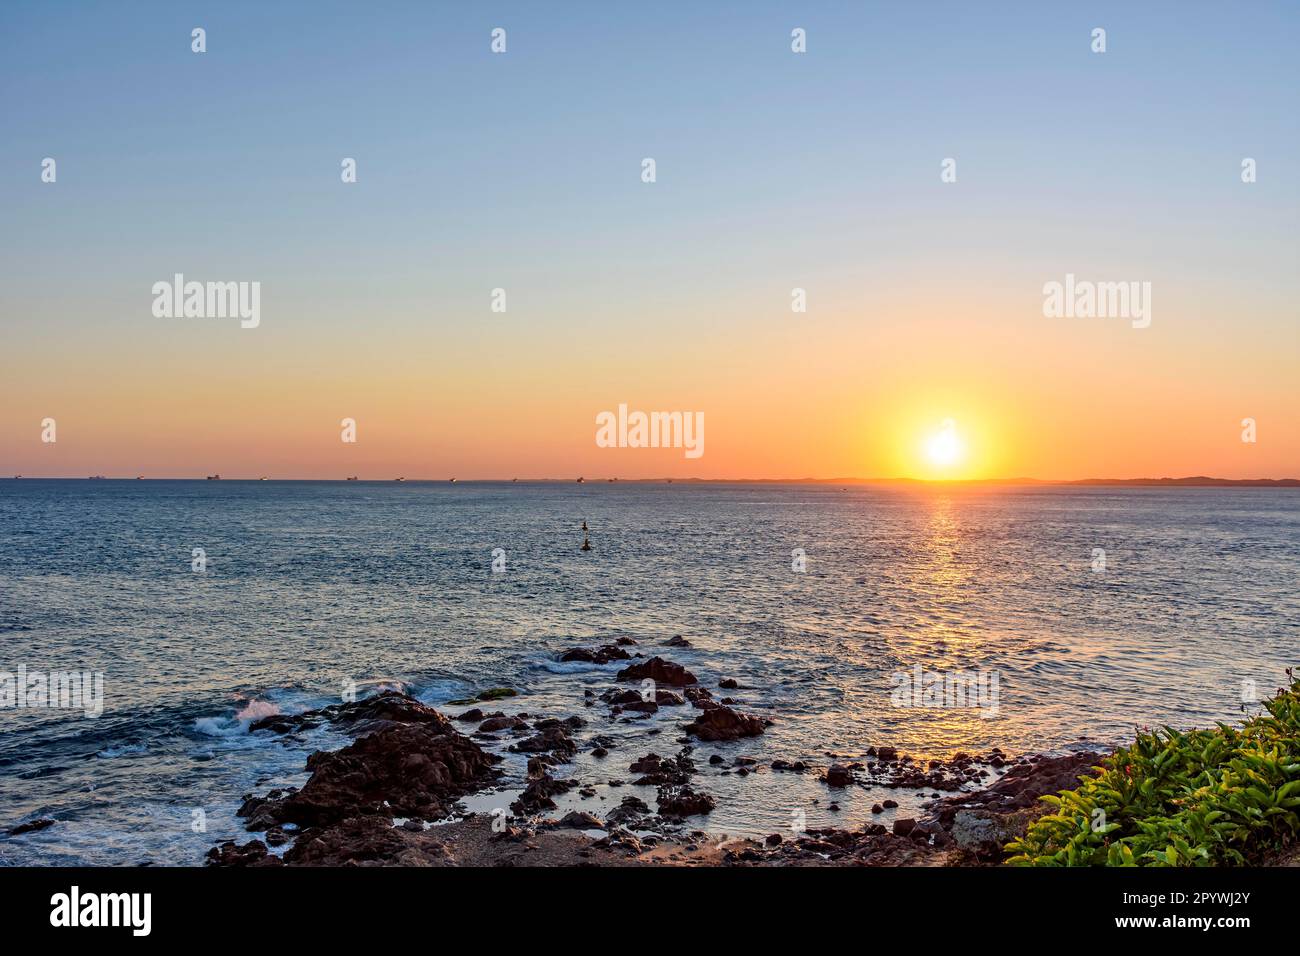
[1,480,1296,864]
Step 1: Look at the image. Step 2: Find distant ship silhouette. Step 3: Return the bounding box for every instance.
[206,474,220,480]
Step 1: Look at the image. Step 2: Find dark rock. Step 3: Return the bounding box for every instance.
[825,764,853,788]
[556,811,604,830]
[205,839,283,867]
[718,678,739,690]
[510,726,578,758]
[237,705,500,831]
[511,774,578,815]
[605,689,646,705]
[559,644,631,665]
[478,715,528,733]
[629,753,663,774]
[682,706,768,741]
[656,785,716,817]
[9,817,57,836]
[283,815,414,866]
[616,657,698,687]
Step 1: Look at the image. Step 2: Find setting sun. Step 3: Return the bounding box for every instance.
[925,419,964,468]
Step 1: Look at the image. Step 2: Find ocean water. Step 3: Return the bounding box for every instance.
[1,479,1296,865]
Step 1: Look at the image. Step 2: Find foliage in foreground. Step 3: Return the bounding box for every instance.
[1007,673,1300,866]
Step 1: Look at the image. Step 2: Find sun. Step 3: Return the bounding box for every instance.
[925,419,964,468]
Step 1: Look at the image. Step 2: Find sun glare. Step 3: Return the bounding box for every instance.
[925,419,963,468]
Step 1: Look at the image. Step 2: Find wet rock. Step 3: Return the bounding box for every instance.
[655,691,685,706]
[534,716,586,731]
[238,706,500,831]
[765,833,783,847]
[606,795,651,827]
[448,687,518,705]
[684,686,713,708]
[664,635,692,647]
[559,644,631,665]
[824,764,853,788]
[892,818,917,837]
[511,774,578,815]
[718,678,739,690]
[479,715,528,733]
[205,839,283,867]
[656,785,716,818]
[629,753,664,774]
[9,817,57,836]
[616,657,698,687]
[249,690,461,737]
[682,706,769,741]
[605,689,647,706]
[556,810,604,830]
[631,750,694,786]
[284,815,422,866]
[511,726,578,758]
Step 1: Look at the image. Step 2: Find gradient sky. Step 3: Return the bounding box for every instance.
[2,1,1297,479]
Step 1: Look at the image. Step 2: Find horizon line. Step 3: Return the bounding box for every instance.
[5,475,1299,487]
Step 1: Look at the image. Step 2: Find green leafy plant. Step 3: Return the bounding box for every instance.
[1006,672,1300,867]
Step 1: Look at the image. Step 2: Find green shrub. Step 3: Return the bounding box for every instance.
[1006,672,1300,866]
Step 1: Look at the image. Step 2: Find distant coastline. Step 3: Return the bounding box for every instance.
[4,476,1298,487]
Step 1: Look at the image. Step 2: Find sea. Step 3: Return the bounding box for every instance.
[1,479,1296,864]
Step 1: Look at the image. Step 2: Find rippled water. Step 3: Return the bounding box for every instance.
[1,480,1296,864]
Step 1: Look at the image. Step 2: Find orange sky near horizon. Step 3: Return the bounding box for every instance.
[3,287,1295,481]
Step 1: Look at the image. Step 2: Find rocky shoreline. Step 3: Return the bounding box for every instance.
[207,640,1106,867]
